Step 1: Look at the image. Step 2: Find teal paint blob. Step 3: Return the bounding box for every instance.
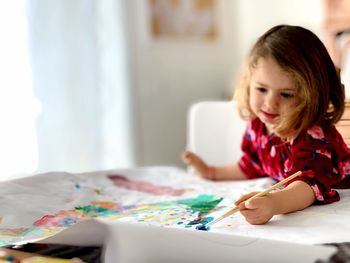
[186,216,214,231]
[194,216,214,231]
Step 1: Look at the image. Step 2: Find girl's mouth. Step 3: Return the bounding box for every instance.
[261,111,279,123]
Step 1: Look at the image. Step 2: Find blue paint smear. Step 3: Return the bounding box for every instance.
[196,224,210,231]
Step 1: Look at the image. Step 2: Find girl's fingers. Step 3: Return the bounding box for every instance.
[182,151,194,163]
[239,205,273,225]
[182,151,190,159]
[234,191,259,206]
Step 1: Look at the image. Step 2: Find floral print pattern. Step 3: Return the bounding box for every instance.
[307,125,325,139]
[238,118,350,204]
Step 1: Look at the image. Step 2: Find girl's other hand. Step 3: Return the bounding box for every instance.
[182,151,212,180]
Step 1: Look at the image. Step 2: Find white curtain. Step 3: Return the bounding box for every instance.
[0,0,135,180]
[0,1,40,180]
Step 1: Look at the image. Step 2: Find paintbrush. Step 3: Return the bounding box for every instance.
[196,170,302,230]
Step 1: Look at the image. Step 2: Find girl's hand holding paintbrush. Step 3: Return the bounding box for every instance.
[196,171,315,230]
[184,151,317,226]
[235,191,276,225]
[234,178,315,225]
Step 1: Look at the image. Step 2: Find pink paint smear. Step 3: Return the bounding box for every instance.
[108,174,188,196]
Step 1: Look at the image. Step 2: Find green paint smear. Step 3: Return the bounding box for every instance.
[76,195,222,217]
[75,205,114,217]
[177,195,223,214]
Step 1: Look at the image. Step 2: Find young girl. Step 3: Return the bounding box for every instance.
[183,24,349,225]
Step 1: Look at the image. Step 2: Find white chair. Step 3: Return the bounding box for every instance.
[186,101,247,166]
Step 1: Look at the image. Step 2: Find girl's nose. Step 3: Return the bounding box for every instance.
[265,94,278,109]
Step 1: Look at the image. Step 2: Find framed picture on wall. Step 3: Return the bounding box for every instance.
[147,0,219,42]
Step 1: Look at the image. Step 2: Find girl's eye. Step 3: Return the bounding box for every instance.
[256,87,267,93]
[280,93,294,99]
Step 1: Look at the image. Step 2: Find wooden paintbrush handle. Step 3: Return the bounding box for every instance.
[222,170,302,220]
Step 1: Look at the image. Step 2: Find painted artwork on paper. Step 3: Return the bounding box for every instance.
[0,167,275,247]
[148,0,219,41]
[0,194,222,247]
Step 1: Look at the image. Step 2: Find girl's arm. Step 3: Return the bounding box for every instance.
[182,151,247,180]
[214,164,247,180]
[235,180,315,225]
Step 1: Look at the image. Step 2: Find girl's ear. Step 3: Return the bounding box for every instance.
[335,66,341,78]
[335,66,345,91]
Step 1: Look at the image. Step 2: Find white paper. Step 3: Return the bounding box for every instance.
[0,166,349,261]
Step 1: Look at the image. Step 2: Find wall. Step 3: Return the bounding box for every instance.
[126,0,326,168]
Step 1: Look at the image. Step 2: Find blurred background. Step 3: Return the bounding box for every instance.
[0,0,349,180]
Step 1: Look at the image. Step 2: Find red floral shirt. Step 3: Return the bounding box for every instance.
[238,118,350,204]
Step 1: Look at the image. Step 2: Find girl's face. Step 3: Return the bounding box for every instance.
[249,56,298,132]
